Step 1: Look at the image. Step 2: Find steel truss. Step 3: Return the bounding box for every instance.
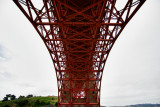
[13,0,145,106]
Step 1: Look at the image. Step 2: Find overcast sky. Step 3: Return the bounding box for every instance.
[0,0,160,106]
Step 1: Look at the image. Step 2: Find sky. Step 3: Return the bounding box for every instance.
[0,0,160,106]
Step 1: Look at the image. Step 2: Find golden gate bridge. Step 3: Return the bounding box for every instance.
[13,0,145,106]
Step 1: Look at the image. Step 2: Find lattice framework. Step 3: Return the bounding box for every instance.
[13,0,145,106]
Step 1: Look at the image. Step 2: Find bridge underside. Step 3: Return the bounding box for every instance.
[13,0,145,106]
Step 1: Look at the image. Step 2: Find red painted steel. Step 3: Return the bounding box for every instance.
[13,0,145,106]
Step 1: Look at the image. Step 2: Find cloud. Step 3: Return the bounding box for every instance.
[18,83,36,88]
[0,71,11,78]
[0,45,7,61]
[0,66,14,81]
[0,44,13,81]
[0,44,11,62]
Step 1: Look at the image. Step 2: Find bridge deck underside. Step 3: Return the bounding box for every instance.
[13,0,145,106]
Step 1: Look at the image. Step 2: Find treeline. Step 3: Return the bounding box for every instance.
[0,94,58,107]
[1,94,33,102]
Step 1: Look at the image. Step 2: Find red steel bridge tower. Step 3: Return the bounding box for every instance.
[13,0,145,106]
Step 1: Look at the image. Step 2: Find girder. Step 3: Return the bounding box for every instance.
[13,0,145,106]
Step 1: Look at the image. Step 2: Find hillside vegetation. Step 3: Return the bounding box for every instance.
[0,94,58,107]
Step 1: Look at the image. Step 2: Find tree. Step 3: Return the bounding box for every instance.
[2,97,8,102]
[55,102,58,107]
[34,99,40,106]
[15,99,29,107]
[3,104,10,107]
[10,95,16,100]
[6,94,12,101]
[6,94,11,98]
[26,94,33,98]
[18,96,25,99]
[2,94,16,102]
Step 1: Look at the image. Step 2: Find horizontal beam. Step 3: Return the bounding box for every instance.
[55,70,103,72]
[50,50,109,53]
[59,103,99,105]
[59,89,100,91]
[53,61,105,62]
[36,22,122,26]
[46,39,113,41]
[58,78,101,81]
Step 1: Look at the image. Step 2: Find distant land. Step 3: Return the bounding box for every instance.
[103,104,160,107]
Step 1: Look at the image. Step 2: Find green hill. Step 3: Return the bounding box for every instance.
[0,96,58,107]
